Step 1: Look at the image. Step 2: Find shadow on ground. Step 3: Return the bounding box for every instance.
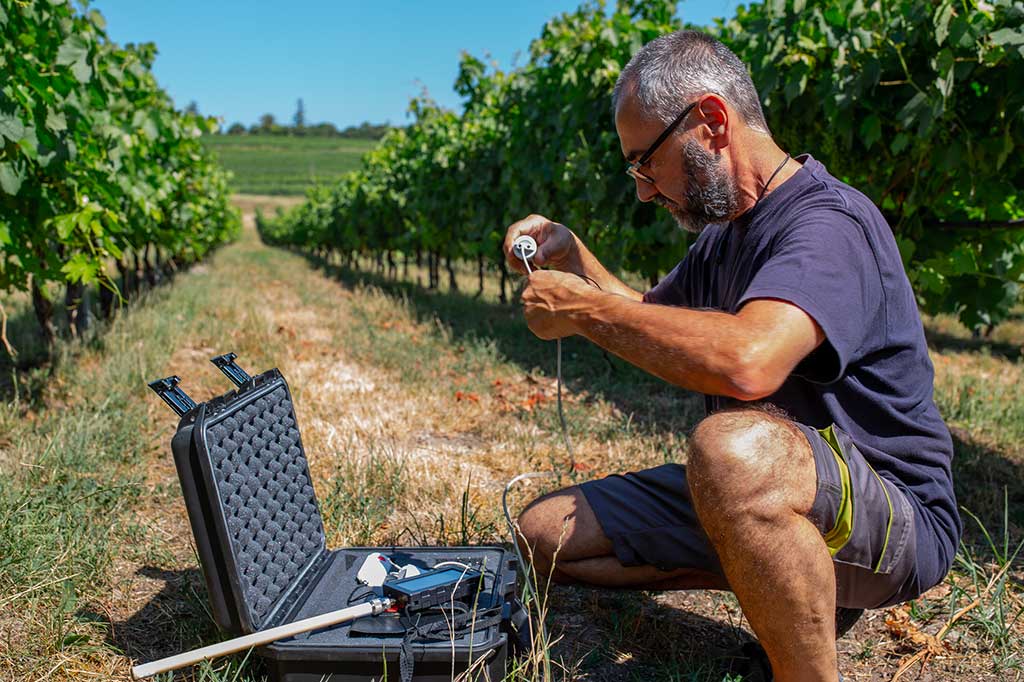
[547,586,769,682]
[0,301,57,404]
[107,566,766,682]
[100,565,267,677]
[925,328,1022,362]
[950,427,1024,558]
[300,253,706,438]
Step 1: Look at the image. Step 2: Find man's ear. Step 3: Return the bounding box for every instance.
[696,94,730,152]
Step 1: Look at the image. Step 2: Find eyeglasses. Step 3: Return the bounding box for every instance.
[625,101,698,185]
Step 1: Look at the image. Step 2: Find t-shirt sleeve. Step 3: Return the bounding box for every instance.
[738,212,884,384]
[643,258,688,306]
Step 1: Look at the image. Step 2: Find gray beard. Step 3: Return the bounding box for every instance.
[655,139,739,234]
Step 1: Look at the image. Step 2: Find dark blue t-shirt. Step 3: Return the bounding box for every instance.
[644,154,961,589]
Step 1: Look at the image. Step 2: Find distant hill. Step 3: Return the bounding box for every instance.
[202,134,378,196]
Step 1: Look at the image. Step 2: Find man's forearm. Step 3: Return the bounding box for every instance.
[569,290,774,399]
[565,235,644,301]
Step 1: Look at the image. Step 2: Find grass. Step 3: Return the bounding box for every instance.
[202,135,377,195]
[0,199,1021,681]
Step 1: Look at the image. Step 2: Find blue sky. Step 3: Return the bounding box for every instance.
[89,1,739,130]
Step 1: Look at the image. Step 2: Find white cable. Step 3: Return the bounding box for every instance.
[432,557,471,569]
[502,472,553,659]
[555,337,574,465]
[504,236,582,662]
[511,234,576,470]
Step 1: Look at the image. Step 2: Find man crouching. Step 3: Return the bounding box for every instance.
[503,30,960,682]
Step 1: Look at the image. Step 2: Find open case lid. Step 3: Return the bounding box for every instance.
[151,354,328,634]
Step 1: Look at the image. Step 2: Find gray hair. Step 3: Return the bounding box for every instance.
[613,30,770,135]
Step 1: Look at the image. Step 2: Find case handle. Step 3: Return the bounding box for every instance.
[210,352,252,388]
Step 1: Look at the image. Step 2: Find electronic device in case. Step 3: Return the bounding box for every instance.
[383,566,482,611]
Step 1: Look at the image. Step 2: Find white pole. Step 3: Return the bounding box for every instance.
[131,597,394,679]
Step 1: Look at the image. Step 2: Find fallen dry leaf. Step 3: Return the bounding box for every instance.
[522,391,548,411]
[884,606,950,656]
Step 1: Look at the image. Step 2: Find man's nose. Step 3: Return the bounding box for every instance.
[634,178,659,203]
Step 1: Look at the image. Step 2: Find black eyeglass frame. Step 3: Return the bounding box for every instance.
[625,100,698,185]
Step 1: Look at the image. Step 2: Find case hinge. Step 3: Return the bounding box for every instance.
[210,352,253,389]
[148,376,198,417]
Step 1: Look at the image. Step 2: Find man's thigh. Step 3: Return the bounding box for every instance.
[576,421,921,609]
[518,484,727,589]
[577,462,725,576]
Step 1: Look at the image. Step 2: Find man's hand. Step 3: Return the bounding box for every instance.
[504,214,580,275]
[521,270,598,340]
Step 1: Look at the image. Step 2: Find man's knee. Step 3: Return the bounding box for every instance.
[687,408,814,519]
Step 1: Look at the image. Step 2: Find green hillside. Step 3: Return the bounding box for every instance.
[202,134,377,195]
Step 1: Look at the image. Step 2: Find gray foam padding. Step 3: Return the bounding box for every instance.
[205,384,325,628]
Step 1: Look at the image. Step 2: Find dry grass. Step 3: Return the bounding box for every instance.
[0,199,1021,681]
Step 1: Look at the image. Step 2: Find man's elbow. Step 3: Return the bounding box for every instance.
[723,346,788,402]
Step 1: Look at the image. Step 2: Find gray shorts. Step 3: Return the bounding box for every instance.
[579,422,920,609]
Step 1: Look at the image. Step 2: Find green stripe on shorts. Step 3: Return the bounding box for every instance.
[819,425,854,556]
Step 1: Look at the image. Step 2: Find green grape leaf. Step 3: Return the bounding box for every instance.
[990,28,1024,46]
[934,2,954,45]
[916,267,947,294]
[997,129,1014,170]
[0,162,24,196]
[141,116,159,140]
[897,92,929,129]
[859,114,881,149]
[0,110,25,142]
[71,58,92,83]
[88,9,106,31]
[54,213,78,240]
[61,253,100,284]
[896,235,916,265]
[45,110,68,133]
[891,132,910,154]
[949,246,977,275]
[56,35,90,67]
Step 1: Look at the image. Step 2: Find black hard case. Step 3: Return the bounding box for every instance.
[166,367,516,681]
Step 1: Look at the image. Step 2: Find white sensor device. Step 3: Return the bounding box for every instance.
[511,235,538,263]
[356,552,391,587]
[356,552,422,587]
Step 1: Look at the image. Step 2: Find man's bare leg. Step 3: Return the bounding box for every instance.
[688,409,837,682]
[516,487,728,590]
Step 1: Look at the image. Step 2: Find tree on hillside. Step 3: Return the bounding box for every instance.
[226,122,246,135]
[257,113,281,135]
[306,122,339,136]
[294,98,305,131]
[185,100,200,115]
[338,121,391,139]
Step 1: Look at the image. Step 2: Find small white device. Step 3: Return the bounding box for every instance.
[511,235,538,264]
[356,552,420,587]
[356,552,391,587]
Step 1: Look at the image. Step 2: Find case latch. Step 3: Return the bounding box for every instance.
[148,376,198,417]
[210,352,253,388]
